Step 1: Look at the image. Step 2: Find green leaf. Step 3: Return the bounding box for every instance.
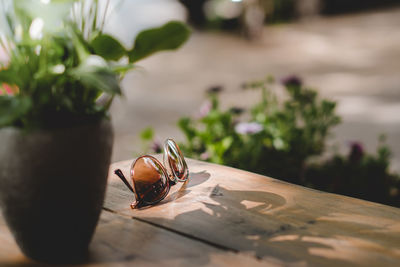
[110,63,136,75]
[91,34,127,61]
[129,21,190,63]
[222,136,233,151]
[0,69,18,85]
[69,25,91,61]
[0,96,32,127]
[71,67,121,95]
[140,127,154,140]
[178,117,196,141]
[70,56,121,95]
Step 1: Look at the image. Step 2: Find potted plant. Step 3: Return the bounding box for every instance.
[0,0,190,263]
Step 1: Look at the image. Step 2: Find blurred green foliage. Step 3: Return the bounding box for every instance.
[142,75,400,207]
[306,137,400,207]
[177,76,341,183]
[0,0,190,130]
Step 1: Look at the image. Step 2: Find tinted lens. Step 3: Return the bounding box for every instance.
[163,139,189,182]
[130,156,170,204]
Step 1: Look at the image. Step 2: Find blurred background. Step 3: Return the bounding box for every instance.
[100,0,400,207]
[106,0,400,167]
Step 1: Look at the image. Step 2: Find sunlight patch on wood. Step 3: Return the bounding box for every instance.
[240,200,268,210]
[269,234,299,242]
[318,212,400,232]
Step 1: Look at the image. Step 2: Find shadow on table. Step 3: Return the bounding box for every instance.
[0,261,47,267]
[94,168,400,266]
[158,171,211,206]
[130,184,400,265]
[133,171,212,211]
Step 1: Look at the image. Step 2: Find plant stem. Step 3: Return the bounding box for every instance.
[92,0,98,34]
[100,0,110,32]
[80,0,85,33]
[261,85,267,105]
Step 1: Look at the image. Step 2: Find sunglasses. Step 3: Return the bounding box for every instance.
[114,139,189,209]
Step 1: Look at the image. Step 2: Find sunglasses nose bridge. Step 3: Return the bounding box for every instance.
[168,175,177,186]
[163,139,189,182]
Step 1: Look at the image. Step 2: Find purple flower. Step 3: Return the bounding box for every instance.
[200,152,210,161]
[235,122,263,135]
[151,139,162,153]
[348,141,364,163]
[281,75,302,87]
[196,100,212,119]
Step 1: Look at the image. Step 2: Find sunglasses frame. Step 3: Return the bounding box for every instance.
[114,139,188,209]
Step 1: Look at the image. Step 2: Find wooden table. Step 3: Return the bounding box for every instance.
[1,157,400,266]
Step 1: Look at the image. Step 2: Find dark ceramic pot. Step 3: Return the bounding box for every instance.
[0,120,113,264]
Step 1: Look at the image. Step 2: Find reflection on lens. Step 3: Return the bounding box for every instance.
[164,139,189,182]
[130,156,170,204]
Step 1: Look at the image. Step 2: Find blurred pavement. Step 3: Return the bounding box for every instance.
[108,3,400,172]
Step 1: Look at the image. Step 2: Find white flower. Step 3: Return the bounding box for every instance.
[85,55,107,68]
[34,45,42,55]
[235,122,263,135]
[51,64,65,74]
[29,18,44,40]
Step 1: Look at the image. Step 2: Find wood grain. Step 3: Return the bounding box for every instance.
[1,210,280,267]
[105,157,400,266]
[1,157,400,266]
